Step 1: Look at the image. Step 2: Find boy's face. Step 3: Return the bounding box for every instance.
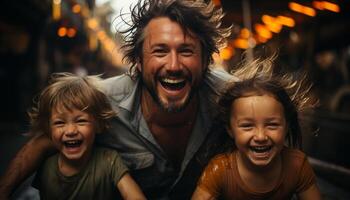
[227,93,287,170]
[50,107,96,162]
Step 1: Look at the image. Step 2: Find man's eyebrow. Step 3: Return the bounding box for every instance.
[150,43,168,49]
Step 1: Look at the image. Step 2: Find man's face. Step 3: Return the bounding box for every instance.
[139,17,205,112]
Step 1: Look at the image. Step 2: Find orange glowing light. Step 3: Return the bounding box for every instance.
[289,2,316,17]
[212,0,221,6]
[277,16,295,27]
[233,39,249,49]
[72,4,81,13]
[67,28,76,38]
[219,46,234,60]
[254,24,272,39]
[240,28,251,39]
[58,27,67,37]
[323,1,340,12]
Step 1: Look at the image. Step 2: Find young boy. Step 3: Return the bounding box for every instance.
[29,73,146,200]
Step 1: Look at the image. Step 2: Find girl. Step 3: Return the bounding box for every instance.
[29,73,146,200]
[192,56,322,199]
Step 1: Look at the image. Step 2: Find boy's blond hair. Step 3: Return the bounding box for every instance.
[29,73,116,136]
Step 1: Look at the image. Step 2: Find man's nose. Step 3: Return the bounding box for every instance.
[166,51,182,72]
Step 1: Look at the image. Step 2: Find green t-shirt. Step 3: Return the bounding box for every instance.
[33,147,128,200]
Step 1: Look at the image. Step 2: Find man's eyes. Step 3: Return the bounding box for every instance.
[152,48,168,56]
[180,49,194,56]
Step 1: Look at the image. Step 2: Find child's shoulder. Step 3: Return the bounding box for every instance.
[93,147,121,161]
[282,147,308,168]
[208,152,235,169]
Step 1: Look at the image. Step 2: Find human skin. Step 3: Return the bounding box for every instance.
[139,17,204,113]
[227,94,287,171]
[50,107,96,176]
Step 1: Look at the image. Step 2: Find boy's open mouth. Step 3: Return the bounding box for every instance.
[63,140,82,148]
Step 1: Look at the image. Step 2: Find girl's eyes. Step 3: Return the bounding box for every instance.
[52,120,64,126]
[238,123,254,130]
[266,123,280,130]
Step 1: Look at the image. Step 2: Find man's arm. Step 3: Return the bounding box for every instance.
[0,134,55,199]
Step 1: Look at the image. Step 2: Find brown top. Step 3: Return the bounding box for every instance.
[197,148,316,200]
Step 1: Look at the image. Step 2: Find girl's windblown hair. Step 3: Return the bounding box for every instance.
[218,54,318,148]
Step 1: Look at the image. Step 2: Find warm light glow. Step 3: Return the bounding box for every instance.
[289,2,316,17]
[52,0,61,20]
[219,46,234,60]
[266,22,282,33]
[240,28,251,39]
[212,0,221,6]
[72,4,81,13]
[233,39,249,49]
[254,34,268,43]
[313,1,340,12]
[87,18,98,30]
[262,15,275,25]
[97,30,107,41]
[57,27,67,37]
[67,28,76,38]
[254,24,272,39]
[323,1,340,12]
[277,16,295,27]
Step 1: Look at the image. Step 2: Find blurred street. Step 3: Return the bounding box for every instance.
[1,0,350,199]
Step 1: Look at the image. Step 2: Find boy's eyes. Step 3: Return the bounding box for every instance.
[77,118,89,124]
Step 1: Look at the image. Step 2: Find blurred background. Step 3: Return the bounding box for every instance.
[0,0,349,199]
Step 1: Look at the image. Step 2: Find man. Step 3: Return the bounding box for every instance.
[0,0,235,199]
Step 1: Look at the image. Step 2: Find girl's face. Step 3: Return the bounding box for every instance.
[227,93,287,169]
[50,107,96,163]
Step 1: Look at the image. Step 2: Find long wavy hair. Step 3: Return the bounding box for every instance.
[218,55,318,149]
[119,0,231,79]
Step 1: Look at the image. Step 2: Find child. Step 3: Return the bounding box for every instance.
[29,73,146,200]
[192,56,322,200]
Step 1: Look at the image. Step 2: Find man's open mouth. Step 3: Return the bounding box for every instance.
[159,78,186,90]
[63,140,82,148]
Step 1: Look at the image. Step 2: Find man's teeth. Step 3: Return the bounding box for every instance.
[162,78,185,84]
[160,78,186,90]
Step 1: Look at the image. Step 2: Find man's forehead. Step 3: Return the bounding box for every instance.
[144,17,199,44]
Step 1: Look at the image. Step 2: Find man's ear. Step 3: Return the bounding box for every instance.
[137,62,142,72]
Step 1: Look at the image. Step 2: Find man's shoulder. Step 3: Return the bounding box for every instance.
[100,74,137,97]
[100,74,139,107]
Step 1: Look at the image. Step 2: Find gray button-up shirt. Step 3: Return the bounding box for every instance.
[97,68,235,199]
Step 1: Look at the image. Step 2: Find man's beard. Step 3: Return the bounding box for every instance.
[142,79,195,113]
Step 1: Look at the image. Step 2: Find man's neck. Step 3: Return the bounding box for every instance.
[141,88,198,127]
[141,88,199,169]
